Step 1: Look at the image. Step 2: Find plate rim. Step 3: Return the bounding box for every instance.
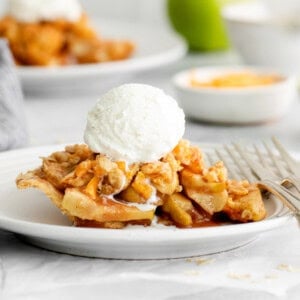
[0,213,292,243]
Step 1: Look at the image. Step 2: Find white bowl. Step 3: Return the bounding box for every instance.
[222,2,300,73]
[172,66,297,124]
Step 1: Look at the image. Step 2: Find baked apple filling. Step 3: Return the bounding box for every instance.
[16,140,266,228]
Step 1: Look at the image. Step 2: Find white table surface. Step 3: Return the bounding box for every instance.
[1,52,300,300]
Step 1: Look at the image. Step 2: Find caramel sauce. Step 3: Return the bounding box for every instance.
[190,72,283,89]
[155,209,229,229]
[74,217,151,229]
[190,219,223,228]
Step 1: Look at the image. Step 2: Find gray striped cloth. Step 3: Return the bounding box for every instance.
[0,39,27,151]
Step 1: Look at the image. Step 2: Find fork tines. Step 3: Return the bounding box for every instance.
[271,136,300,178]
[212,139,300,217]
[212,144,258,183]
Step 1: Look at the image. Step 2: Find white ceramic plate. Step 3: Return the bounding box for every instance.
[16,19,186,93]
[0,144,292,259]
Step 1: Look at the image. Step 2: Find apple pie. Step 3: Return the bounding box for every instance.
[16,140,266,229]
[0,14,134,66]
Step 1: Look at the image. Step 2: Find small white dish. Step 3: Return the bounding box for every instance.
[0,144,292,259]
[173,66,297,124]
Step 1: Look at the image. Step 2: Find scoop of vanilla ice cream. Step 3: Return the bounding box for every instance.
[8,0,82,23]
[84,84,185,164]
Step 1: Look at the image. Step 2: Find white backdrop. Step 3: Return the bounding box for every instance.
[83,0,167,25]
[0,0,169,27]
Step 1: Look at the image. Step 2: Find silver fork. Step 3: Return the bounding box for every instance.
[270,136,300,192]
[208,145,300,220]
[234,143,300,218]
[233,138,300,193]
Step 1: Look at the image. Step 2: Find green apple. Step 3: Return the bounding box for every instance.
[167,0,230,51]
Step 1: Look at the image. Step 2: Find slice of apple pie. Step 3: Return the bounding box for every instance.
[16,140,266,229]
[0,12,134,66]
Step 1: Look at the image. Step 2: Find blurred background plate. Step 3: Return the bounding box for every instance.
[16,18,186,95]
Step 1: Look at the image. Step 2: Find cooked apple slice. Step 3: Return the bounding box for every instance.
[162,193,193,227]
[223,187,266,222]
[62,188,155,223]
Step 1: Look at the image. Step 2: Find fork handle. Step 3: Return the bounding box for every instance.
[257,180,300,214]
[282,176,300,194]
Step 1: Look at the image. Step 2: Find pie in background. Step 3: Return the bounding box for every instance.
[0,0,134,66]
